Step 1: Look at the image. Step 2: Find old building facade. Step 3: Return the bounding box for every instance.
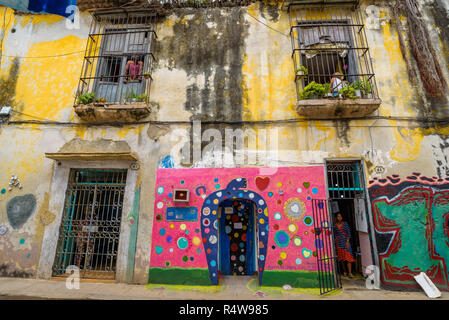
[0,0,448,293]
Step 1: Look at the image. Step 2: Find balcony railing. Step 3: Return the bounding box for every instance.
[289,4,380,105]
[75,8,157,108]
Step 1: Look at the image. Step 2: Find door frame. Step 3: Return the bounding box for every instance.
[37,160,138,283]
[323,157,381,280]
[217,199,258,277]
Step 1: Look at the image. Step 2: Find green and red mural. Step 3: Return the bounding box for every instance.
[369,173,449,291]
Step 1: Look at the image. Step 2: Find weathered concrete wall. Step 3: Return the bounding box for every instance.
[0,1,448,287]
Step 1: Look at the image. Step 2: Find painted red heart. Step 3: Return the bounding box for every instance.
[255,176,270,191]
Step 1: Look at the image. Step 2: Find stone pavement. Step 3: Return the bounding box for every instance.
[0,276,447,300]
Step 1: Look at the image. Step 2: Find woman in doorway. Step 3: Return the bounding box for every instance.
[334,212,355,278]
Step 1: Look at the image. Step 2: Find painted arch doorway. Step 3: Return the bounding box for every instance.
[218,199,256,276]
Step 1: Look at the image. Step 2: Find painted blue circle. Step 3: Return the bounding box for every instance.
[266,225,269,231]
[268,192,273,197]
[312,187,318,194]
[260,255,265,261]
[239,193,243,197]
[159,228,166,236]
[296,258,302,265]
[181,180,185,184]
[206,200,211,204]
[212,273,216,277]
[214,178,219,182]
[225,226,232,234]
[239,242,244,248]
[211,260,216,267]
[239,255,245,262]
[168,193,173,198]
[166,235,173,243]
[0,188,5,194]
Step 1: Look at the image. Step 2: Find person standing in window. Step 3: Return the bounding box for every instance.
[330,72,344,96]
[334,212,355,278]
[124,56,143,83]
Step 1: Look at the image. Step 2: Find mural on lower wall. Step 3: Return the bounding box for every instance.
[369,173,449,291]
[149,166,327,287]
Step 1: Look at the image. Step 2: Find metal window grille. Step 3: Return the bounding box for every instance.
[52,169,127,280]
[288,2,379,100]
[75,8,158,105]
[326,161,365,199]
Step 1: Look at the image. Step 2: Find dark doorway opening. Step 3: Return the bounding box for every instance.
[218,199,256,276]
[326,161,374,283]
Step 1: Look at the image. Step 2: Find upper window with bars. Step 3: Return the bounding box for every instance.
[289,3,379,101]
[75,9,157,106]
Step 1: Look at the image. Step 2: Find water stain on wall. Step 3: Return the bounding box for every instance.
[157,7,249,122]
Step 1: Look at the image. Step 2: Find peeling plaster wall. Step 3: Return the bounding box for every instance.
[0,1,449,285]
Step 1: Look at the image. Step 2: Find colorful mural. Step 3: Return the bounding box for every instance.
[148,166,327,287]
[0,0,76,17]
[369,173,449,291]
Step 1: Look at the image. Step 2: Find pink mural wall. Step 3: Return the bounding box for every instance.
[150,166,327,274]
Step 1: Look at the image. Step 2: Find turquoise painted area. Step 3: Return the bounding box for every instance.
[373,189,436,273]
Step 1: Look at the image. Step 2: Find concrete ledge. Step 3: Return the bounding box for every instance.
[45,152,138,161]
[295,98,381,119]
[74,102,151,123]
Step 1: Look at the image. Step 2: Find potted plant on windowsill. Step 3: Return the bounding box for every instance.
[76,92,96,105]
[296,65,308,78]
[338,85,357,100]
[323,83,332,98]
[362,79,373,99]
[351,81,363,98]
[299,81,326,100]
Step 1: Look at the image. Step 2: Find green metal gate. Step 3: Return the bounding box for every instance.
[52,169,127,280]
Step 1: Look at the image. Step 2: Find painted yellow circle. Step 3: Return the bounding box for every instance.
[280,252,287,260]
[288,223,297,234]
[212,210,217,215]
[226,215,231,220]
[169,224,174,229]
[213,199,219,205]
[234,233,239,238]
[264,208,268,216]
[180,223,186,230]
[193,237,201,246]
[277,182,282,187]
[259,218,265,224]
[242,225,247,231]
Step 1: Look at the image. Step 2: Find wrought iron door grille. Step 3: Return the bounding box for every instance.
[311,199,341,295]
[326,162,365,199]
[288,4,378,101]
[52,169,127,280]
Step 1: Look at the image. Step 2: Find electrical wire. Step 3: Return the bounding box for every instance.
[1,50,85,59]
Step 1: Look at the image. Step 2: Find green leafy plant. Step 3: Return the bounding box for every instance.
[76,92,96,105]
[339,85,357,99]
[351,80,363,91]
[125,90,147,102]
[137,93,148,102]
[362,78,373,94]
[299,81,326,100]
[296,65,308,75]
[323,83,331,95]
